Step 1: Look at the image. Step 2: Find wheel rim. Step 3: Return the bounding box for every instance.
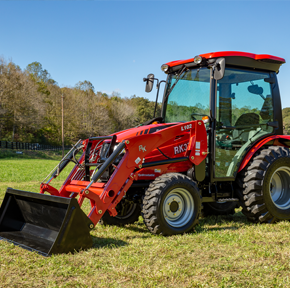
[269,166,290,210]
[116,201,137,219]
[162,188,194,227]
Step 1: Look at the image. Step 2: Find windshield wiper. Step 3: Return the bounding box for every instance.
[164,65,188,103]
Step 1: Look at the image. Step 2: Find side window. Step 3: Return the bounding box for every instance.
[218,68,273,129]
[215,68,274,178]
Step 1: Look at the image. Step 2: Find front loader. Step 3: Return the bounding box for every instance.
[1,51,289,255]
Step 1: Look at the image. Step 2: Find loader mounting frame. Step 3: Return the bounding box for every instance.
[41,120,207,227]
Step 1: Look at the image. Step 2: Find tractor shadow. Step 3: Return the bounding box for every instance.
[195,211,254,233]
[124,223,150,234]
[91,236,128,249]
[90,211,254,245]
[90,222,151,249]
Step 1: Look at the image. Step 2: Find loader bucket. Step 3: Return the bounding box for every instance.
[0,188,93,256]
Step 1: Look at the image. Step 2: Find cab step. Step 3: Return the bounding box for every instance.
[217,198,239,203]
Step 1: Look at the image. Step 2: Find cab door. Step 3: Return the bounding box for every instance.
[214,67,275,179]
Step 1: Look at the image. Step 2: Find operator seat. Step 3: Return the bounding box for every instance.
[232,113,260,143]
[235,113,259,127]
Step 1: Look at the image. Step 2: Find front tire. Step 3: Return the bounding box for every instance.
[99,198,141,226]
[142,173,201,236]
[239,146,290,223]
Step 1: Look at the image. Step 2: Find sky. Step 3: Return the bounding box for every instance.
[1,0,290,107]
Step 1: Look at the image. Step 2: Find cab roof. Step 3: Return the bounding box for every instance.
[165,51,285,68]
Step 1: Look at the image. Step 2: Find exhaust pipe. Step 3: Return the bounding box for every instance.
[0,188,93,256]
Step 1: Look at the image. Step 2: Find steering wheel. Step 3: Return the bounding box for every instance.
[191,112,206,120]
[191,114,197,120]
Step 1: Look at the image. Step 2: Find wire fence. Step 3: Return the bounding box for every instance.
[0,141,71,151]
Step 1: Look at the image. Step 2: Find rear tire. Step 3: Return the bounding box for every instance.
[239,146,290,223]
[142,173,201,236]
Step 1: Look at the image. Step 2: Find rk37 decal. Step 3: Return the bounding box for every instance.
[174,143,188,155]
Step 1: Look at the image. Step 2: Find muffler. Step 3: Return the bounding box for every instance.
[0,188,93,256]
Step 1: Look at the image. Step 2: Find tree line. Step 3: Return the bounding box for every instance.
[0,58,161,146]
[1,56,289,147]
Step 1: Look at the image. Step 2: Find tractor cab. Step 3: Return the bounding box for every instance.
[148,52,285,181]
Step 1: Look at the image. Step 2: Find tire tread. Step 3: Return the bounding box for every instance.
[142,173,201,236]
[236,145,290,223]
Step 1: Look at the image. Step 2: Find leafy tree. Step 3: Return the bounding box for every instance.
[75,80,95,93]
[25,62,57,97]
[26,62,54,83]
[130,95,161,124]
[0,58,46,142]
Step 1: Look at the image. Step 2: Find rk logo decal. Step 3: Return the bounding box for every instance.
[139,145,146,152]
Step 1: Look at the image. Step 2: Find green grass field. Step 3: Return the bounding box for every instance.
[0,150,290,287]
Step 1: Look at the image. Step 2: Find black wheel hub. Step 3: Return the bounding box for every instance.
[170,201,179,212]
[115,199,137,219]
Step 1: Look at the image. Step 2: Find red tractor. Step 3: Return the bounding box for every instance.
[0,51,288,256]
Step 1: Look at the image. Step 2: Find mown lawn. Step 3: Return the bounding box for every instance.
[0,152,290,287]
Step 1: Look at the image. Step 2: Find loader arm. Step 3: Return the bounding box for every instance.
[40,139,103,197]
[0,120,206,256]
[58,119,207,226]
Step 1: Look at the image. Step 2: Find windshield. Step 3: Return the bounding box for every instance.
[164,67,210,123]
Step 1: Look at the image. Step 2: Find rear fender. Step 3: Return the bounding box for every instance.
[238,135,290,173]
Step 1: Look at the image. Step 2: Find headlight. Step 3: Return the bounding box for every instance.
[194,55,203,64]
[161,64,169,72]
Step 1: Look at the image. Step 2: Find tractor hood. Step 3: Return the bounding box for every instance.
[113,123,176,142]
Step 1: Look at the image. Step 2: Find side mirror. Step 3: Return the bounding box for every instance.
[143,74,154,92]
[214,58,225,80]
